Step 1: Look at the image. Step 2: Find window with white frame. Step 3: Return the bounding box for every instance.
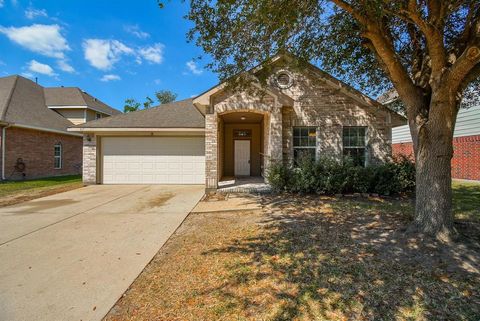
[293,127,317,163]
[343,126,367,166]
[54,143,62,169]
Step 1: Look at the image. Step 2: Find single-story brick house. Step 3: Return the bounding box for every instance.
[70,54,405,191]
[0,75,120,180]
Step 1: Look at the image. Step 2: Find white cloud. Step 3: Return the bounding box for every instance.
[154,79,161,85]
[0,24,69,58]
[124,24,149,39]
[83,38,164,70]
[25,7,48,19]
[0,1,4,8]
[83,39,134,70]
[186,60,203,75]
[27,60,56,76]
[100,74,121,82]
[84,39,134,70]
[57,60,75,73]
[138,43,164,64]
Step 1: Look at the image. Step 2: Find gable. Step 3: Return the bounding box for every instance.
[193,53,405,127]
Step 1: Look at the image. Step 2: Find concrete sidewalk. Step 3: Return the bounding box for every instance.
[0,185,204,321]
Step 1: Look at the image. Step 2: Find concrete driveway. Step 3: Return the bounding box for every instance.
[0,185,204,321]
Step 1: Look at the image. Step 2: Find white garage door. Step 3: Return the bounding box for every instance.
[102,136,205,184]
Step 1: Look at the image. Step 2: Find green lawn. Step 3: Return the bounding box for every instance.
[0,175,82,197]
[453,180,480,222]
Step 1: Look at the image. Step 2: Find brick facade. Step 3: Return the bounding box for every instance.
[392,134,480,181]
[203,66,394,190]
[1,126,82,180]
[279,69,392,165]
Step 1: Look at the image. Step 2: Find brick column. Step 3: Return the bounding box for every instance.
[205,113,218,191]
[83,133,97,184]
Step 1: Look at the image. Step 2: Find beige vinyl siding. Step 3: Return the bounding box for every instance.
[54,108,86,125]
[392,104,480,143]
[86,109,108,122]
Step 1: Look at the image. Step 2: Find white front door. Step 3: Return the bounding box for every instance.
[234,140,250,176]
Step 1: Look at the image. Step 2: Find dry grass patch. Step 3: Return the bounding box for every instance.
[105,195,480,321]
[0,175,83,207]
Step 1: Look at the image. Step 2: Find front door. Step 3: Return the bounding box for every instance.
[234,140,250,176]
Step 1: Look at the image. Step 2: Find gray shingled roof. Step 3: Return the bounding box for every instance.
[0,75,119,133]
[44,87,121,115]
[74,98,205,129]
[0,75,74,132]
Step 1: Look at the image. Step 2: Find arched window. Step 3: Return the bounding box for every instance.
[54,143,62,169]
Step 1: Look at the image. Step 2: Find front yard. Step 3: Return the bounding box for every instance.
[105,182,480,321]
[0,175,83,207]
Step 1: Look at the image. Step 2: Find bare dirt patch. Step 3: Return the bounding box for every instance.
[104,195,480,321]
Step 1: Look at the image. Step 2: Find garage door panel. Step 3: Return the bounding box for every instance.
[102,137,205,184]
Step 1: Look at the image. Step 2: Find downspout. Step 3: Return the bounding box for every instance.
[1,124,11,181]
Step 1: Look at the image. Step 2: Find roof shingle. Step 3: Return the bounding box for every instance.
[44,87,121,115]
[0,75,119,133]
[74,98,205,129]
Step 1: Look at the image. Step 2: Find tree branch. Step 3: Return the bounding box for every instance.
[447,17,480,92]
[448,46,480,91]
[403,0,447,81]
[330,0,424,116]
[329,0,367,24]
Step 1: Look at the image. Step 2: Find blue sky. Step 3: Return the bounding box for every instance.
[0,0,219,111]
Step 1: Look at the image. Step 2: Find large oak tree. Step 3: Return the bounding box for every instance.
[184,0,480,240]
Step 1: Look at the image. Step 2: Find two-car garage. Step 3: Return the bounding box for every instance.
[101,136,205,184]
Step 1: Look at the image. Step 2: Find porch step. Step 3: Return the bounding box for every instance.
[217,177,272,194]
[217,184,272,194]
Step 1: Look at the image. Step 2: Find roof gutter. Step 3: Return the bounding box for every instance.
[68,127,205,132]
[12,123,83,137]
[47,105,116,116]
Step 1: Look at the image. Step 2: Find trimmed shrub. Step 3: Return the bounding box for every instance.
[266,156,415,195]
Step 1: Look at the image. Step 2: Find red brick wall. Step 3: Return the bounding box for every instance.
[3,127,82,180]
[392,134,480,181]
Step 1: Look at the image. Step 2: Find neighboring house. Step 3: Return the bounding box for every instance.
[70,54,405,191]
[0,75,120,180]
[380,90,480,181]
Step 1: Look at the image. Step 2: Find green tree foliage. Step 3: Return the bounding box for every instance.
[123,98,141,113]
[123,90,177,113]
[155,90,177,104]
[144,96,154,109]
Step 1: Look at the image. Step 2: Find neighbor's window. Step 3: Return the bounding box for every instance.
[54,143,62,169]
[343,126,367,166]
[293,127,316,163]
[95,113,102,120]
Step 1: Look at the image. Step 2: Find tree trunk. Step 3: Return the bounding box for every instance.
[411,99,457,241]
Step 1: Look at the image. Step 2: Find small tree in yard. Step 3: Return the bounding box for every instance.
[186,0,480,240]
